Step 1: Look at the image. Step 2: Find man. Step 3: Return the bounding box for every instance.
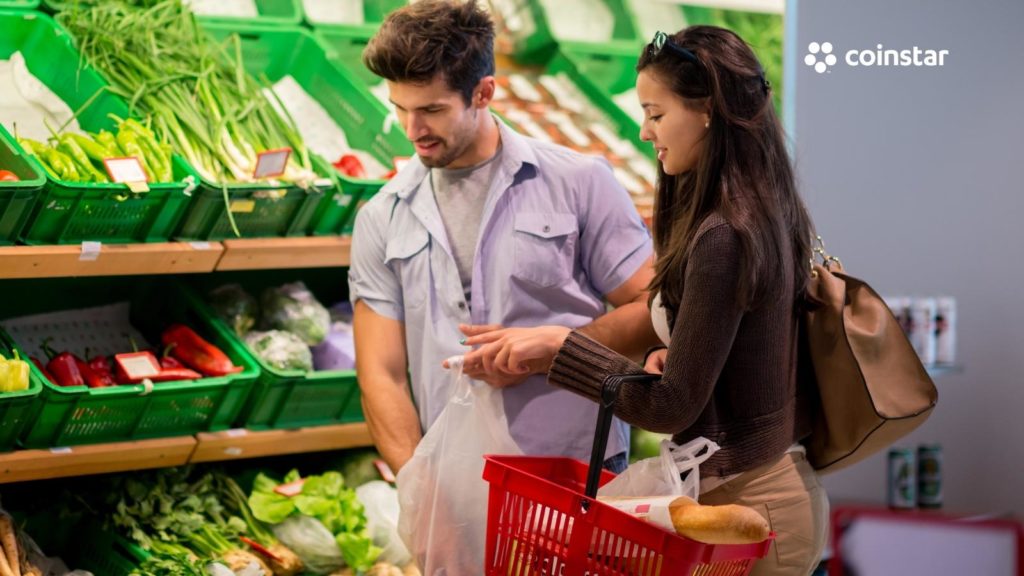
[349,0,657,474]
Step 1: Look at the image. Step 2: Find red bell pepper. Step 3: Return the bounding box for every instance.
[333,154,366,179]
[161,324,242,377]
[41,338,84,387]
[160,344,183,369]
[30,356,55,384]
[75,357,114,388]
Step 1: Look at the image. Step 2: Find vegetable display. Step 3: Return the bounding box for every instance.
[17,117,174,184]
[57,0,320,188]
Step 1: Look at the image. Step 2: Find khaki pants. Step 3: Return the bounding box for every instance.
[701,452,829,576]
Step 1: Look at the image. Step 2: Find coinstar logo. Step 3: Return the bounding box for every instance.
[805,41,949,73]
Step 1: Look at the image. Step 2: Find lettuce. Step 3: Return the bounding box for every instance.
[248,469,381,572]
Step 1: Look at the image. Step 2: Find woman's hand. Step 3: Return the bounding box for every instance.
[645,348,668,374]
[446,324,572,388]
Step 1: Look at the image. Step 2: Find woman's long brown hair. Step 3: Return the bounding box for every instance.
[639,26,814,316]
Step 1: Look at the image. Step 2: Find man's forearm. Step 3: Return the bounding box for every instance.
[577,301,660,361]
[360,381,423,472]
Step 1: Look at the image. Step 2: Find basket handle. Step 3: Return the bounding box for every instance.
[585,373,661,500]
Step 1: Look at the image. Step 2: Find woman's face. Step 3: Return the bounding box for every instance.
[637,69,709,176]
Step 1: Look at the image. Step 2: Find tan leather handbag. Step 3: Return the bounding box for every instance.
[801,238,938,474]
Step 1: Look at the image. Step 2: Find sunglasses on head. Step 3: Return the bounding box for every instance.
[649,31,701,65]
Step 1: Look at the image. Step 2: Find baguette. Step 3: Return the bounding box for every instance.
[668,497,769,545]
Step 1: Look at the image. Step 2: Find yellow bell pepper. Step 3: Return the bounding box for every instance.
[0,350,30,393]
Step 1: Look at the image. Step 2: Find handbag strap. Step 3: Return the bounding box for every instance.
[810,234,842,277]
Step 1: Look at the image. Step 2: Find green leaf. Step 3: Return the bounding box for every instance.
[252,472,280,494]
[248,491,294,524]
[336,531,381,572]
[283,469,302,484]
[301,471,343,498]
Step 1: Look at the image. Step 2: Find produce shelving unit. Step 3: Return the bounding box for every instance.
[0,422,372,483]
[0,237,354,278]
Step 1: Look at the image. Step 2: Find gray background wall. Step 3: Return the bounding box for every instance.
[789,0,1024,516]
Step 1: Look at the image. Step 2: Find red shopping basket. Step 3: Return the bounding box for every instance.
[482,374,774,575]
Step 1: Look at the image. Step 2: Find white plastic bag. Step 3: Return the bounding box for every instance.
[598,437,720,500]
[397,356,523,576]
[357,481,412,566]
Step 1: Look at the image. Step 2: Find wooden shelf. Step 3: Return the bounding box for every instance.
[0,436,197,484]
[191,423,373,463]
[0,423,374,483]
[0,241,223,279]
[217,236,351,271]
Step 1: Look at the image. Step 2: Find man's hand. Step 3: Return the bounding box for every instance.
[444,324,571,388]
[644,348,668,374]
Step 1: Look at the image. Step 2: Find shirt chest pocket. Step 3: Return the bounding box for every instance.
[512,212,578,289]
[385,226,430,309]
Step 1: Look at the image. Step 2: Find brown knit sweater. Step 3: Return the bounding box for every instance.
[548,215,811,477]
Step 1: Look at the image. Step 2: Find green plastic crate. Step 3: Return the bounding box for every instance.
[515,0,641,63]
[19,512,147,576]
[175,160,327,241]
[1,277,260,448]
[187,270,363,431]
[305,0,406,36]
[202,23,411,237]
[0,332,42,452]
[194,0,303,26]
[0,0,38,9]
[0,124,45,245]
[0,10,195,244]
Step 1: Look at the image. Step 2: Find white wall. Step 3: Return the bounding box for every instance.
[791,0,1024,515]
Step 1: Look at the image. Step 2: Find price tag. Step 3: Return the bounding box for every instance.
[79,241,101,262]
[189,241,212,250]
[49,447,73,454]
[225,428,248,438]
[115,351,162,380]
[253,147,292,179]
[104,157,150,192]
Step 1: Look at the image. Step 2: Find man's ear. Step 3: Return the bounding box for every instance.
[475,76,496,109]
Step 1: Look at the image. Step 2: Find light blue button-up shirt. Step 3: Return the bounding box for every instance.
[348,120,653,461]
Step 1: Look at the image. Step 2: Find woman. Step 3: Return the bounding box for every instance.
[462,26,828,575]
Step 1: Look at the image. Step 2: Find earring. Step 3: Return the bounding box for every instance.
[705,121,710,128]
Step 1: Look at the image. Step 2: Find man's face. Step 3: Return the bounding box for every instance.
[388,75,481,168]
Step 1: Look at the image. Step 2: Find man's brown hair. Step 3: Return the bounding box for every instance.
[363,0,495,105]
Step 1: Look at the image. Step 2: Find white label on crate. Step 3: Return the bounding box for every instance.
[253,148,292,179]
[185,0,258,17]
[104,157,149,185]
[590,123,635,158]
[548,111,592,148]
[508,74,543,103]
[225,428,248,438]
[79,241,101,262]
[224,447,244,456]
[189,241,212,251]
[49,447,72,454]
[613,166,646,196]
[119,354,162,379]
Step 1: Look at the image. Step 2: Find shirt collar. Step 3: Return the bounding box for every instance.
[392,116,538,200]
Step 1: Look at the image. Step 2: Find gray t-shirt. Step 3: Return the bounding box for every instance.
[430,145,504,302]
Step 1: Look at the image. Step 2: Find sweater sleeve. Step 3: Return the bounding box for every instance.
[548,222,745,434]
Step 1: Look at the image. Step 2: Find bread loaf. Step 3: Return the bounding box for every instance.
[668,497,769,544]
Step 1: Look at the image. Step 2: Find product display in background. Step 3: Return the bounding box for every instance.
[491,71,657,220]
[883,295,957,366]
[888,444,943,510]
